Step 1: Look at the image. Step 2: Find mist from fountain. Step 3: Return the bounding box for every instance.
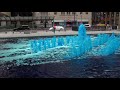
[30,24,120,59]
[99,34,120,56]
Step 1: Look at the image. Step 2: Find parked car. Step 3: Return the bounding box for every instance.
[84,24,91,28]
[13,25,30,31]
[84,24,91,30]
[49,26,64,31]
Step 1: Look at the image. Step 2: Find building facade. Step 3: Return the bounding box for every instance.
[34,12,92,27]
[0,12,11,26]
[0,12,91,27]
[92,12,119,26]
[5,12,120,29]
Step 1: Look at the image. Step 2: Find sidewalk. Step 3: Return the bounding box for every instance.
[0,30,120,39]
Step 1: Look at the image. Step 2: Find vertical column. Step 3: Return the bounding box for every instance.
[34,12,40,25]
[17,21,20,27]
[16,14,21,27]
[104,12,107,30]
[1,21,6,26]
[99,12,101,23]
[7,21,11,26]
[114,12,116,25]
[94,12,97,24]
[105,12,107,25]
[109,12,112,26]
[118,12,120,30]
[88,12,92,25]
[53,17,54,27]
[6,21,11,29]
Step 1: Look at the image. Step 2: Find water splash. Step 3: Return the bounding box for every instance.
[30,24,120,60]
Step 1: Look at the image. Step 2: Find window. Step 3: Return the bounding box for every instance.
[83,22,88,24]
[19,12,33,16]
[80,12,82,14]
[11,21,17,24]
[107,12,109,17]
[116,12,119,16]
[11,12,19,16]
[61,12,65,15]
[67,12,70,15]
[41,12,48,16]
[107,12,110,15]
[54,12,57,15]
[41,20,43,23]
[111,12,114,17]
[86,12,88,14]
[72,12,76,15]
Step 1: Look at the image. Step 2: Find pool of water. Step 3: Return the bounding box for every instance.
[0,36,120,78]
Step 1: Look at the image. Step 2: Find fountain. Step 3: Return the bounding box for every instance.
[30,23,120,59]
[98,35,120,56]
[78,23,87,39]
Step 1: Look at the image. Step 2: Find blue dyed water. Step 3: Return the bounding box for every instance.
[1,24,120,78]
[0,33,120,66]
[1,24,120,67]
[0,36,120,77]
[30,24,120,61]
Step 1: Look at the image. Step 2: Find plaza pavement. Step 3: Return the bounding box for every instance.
[0,29,120,38]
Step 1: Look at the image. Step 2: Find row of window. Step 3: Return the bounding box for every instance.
[11,12,33,16]
[93,12,119,17]
[54,12,88,15]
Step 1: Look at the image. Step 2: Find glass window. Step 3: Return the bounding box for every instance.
[111,12,114,17]
[116,12,119,16]
[72,12,76,15]
[61,12,65,15]
[67,12,70,15]
[54,12,57,15]
[80,12,82,14]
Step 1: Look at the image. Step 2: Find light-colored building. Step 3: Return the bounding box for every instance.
[1,12,120,30]
[0,12,92,28]
[0,12,92,27]
[34,12,92,26]
[51,12,91,24]
[0,12,11,26]
[0,12,11,16]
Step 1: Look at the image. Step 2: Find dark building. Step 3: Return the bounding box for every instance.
[92,12,119,26]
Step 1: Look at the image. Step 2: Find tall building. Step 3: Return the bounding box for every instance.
[0,12,10,16]
[92,12,119,26]
[34,12,92,27]
[0,12,92,28]
[1,12,120,30]
[118,12,120,29]
[52,12,92,26]
[0,12,54,28]
[0,12,11,26]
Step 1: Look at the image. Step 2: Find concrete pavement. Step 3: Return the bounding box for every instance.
[0,30,120,39]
